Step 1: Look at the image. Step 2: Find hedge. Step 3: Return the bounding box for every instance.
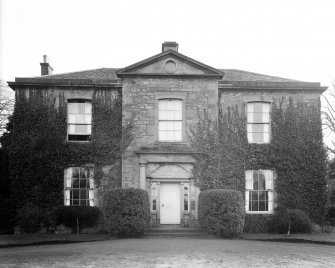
[198,189,245,238]
[102,188,150,237]
[268,209,312,234]
[55,206,101,233]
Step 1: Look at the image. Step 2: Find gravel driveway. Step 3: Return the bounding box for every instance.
[0,237,334,267]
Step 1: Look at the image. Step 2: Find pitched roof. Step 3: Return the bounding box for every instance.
[219,69,299,83]
[14,67,299,83]
[27,68,120,81]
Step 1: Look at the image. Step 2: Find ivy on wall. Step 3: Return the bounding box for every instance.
[5,88,133,211]
[190,98,327,222]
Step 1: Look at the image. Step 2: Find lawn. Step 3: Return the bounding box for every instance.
[0,237,335,267]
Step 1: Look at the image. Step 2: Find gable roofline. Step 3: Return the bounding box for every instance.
[116,50,224,79]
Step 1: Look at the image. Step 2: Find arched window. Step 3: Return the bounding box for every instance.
[158,99,182,142]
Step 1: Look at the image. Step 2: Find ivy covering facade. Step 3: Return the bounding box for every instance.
[6,88,133,211]
[190,99,327,222]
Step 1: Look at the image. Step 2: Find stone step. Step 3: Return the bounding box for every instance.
[145,232,211,238]
[147,228,206,234]
[146,226,209,237]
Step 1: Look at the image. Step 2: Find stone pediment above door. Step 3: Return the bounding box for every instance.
[116,50,224,79]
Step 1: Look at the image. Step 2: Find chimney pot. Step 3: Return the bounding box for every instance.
[40,55,53,76]
[162,41,179,52]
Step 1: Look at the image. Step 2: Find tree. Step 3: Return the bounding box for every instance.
[322,82,335,155]
[0,80,14,136]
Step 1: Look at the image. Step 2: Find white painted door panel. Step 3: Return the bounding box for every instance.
[160,183,180,224]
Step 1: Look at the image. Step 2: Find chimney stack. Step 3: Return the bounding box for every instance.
[162,41,179,52]
[40,55,54,75]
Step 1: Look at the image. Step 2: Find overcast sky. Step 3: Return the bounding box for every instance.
[1,0,335,87]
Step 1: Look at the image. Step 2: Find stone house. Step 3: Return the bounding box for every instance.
[8,42,326,226]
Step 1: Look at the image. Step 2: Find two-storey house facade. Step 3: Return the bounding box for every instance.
[8,42,326,226]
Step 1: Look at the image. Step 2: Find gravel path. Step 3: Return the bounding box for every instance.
[0,237,334,267]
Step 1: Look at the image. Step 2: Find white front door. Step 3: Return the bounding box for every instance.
[160,183,180,224]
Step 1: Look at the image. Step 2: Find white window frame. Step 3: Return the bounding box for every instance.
[183,183,190,212]
[245,170,274,214]
[247,102,271,144]
[151,182,158,211]
[64,167,96,206]
[67,99,92,142]
[158,99,183,142]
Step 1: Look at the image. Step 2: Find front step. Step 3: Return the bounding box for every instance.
[146,225,210,238]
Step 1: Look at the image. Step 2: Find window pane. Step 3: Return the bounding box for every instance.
[175,131,182,141]
[174,101,182,110]
[252,113,264,123]
[263,103,270,113]
[75,124,88,134]
[259,172,266,190]
[166,101,174,110]
[80,199,87,206]
[68,125,76,134]
[159,111,167,120]
[68,114,76,124]
[85,103,92,114]
[76,114,85,124]
[259,201,266,211]
[253,103,264,113]
[251,124,265,133]
[166,131,174,141]
[251,201,258,211]
[247,103,254,113]
[80,189,88,199]
[80,178,87,188]
[175,122,182,131]
[159,131,167,141]
[159,100,167,110]
[77,103,85,114]
[85,115,92,124]
[252,132,264,143]
[72,189,79,199]
[68,103,78,113]
[159,121,166,131]
[166,111,175,120]
[174,111,182,120]
[166,121,174,130]
[251,191,258,201]
[72,178,79,188]
[73,168,79,178]
[259,191,266,201]
[80,168,87,178]
[253,171,258,183]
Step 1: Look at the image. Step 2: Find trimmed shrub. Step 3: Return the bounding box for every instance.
[0,199,16,234]
[325,206,335,226]
[102,188,150,237]
[268,209,312,234]
[198,189,245,238]
[55,206,101,233]
[16,204,48,233]
[244,214,272,233]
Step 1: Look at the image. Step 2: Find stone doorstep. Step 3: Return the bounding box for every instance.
[146,225,209,237]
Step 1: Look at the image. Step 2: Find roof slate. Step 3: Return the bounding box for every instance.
[16,67,300,83]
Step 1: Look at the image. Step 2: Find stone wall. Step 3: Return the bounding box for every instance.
[122,77,219,187]
[219,89,320,112]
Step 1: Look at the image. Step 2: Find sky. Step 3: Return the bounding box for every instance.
[1,0,335,88]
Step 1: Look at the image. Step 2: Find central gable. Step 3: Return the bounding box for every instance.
[117,49,224,79]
